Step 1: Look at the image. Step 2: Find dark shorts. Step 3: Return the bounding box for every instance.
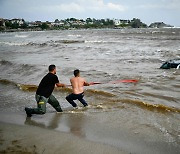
[66,92,88,107]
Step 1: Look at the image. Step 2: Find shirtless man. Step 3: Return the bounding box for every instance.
[66,69,89,107]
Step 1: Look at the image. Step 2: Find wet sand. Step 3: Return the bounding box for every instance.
[0,113,125,154]
[0,123,125,154]
[0,110,179,154]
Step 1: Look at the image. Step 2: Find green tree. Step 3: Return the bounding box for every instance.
[106,19,114,26]
[55,19,59,23]
[11,22,19,29]
[100,19,106,25]
[130,18,147,28]
[5,21,12,27]
[21,22,28,28]
[70,18,77,21]
[40,23,49,30]
[86,18,93,23]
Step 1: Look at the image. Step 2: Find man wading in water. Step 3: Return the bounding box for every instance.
[66,69,90,108]
[25,65,65,117]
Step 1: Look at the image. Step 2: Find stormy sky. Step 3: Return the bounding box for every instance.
[0,0,180,26]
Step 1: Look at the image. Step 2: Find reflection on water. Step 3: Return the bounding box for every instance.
[24,113,86,138]
[24,114,61,130]
[63,114,86,137]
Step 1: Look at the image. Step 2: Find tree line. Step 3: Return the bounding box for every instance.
[0,17,152,31]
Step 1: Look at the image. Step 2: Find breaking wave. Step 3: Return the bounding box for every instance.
[0,60,36,71]
[1,38,155,47]
[0,60,13,66]
[0,39,85,47]
[55,40,84,44]
[15,34,28,38]
[0,79,179,113]
[0,60,38,80]
[0,41,28,46]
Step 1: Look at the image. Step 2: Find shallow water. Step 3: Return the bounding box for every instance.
[0,29,180,153]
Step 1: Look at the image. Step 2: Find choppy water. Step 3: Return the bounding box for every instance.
[0,28,180,153]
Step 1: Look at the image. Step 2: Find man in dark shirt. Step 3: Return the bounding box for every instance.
[25,65,65,117]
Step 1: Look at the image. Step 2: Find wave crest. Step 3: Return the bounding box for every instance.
[0,60,13,66]
[1,79,179,113]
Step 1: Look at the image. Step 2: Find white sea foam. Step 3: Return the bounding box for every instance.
[0,41,28,46]
[68,34,82,37]
[15,34,28,38]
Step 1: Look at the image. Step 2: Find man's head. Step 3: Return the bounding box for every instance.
[74,69,80,77]
[49,64,56,74]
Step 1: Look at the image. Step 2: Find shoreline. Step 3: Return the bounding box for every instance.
[0,27,179,33]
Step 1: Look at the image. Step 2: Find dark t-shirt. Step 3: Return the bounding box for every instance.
[36,73,59,98]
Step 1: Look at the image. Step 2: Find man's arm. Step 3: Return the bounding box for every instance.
[56,83,66,87]
[84,80,90,86]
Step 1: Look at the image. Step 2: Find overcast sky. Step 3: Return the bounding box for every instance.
[0,0,180,26]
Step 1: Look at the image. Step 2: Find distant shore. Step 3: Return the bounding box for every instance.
[0,17,175,32]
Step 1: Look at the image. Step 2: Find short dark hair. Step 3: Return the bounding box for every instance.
[49,65,56,72]
[74,69,80,77]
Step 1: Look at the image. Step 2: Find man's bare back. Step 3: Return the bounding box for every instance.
[66,69,89,107]
[71,76,89,94]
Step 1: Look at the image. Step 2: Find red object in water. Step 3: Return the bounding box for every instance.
[89,79,138,85]
[89,82,102,85]
[110,79,138,83]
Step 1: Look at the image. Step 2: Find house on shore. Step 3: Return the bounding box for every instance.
[10,18,25,26]
[114,19,130,26]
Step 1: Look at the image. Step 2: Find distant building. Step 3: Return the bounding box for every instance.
[51,21,65,27]
[114,19,130,26]
[45,21,52,28]
[35,21,42,25]
[10,18,25,26]
[0,18,6,26]
[114,19,121,26]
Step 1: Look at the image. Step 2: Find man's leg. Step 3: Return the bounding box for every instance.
[66,93,77,107]
[48,94,63,112]
[25,95,47,117]
[35,95,47,114]
[77,93,88,107]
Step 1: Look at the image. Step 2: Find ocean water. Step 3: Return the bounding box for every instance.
[0,29,180,153]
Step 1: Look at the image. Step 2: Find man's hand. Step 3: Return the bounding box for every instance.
[56,83,66,87]
[84,82,90,86]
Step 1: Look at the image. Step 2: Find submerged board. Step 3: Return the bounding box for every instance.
[160,59,180,69]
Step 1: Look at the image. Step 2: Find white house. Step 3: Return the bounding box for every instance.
[114,19,130,26]
[114,19,121,26]
[10,18,25,26]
